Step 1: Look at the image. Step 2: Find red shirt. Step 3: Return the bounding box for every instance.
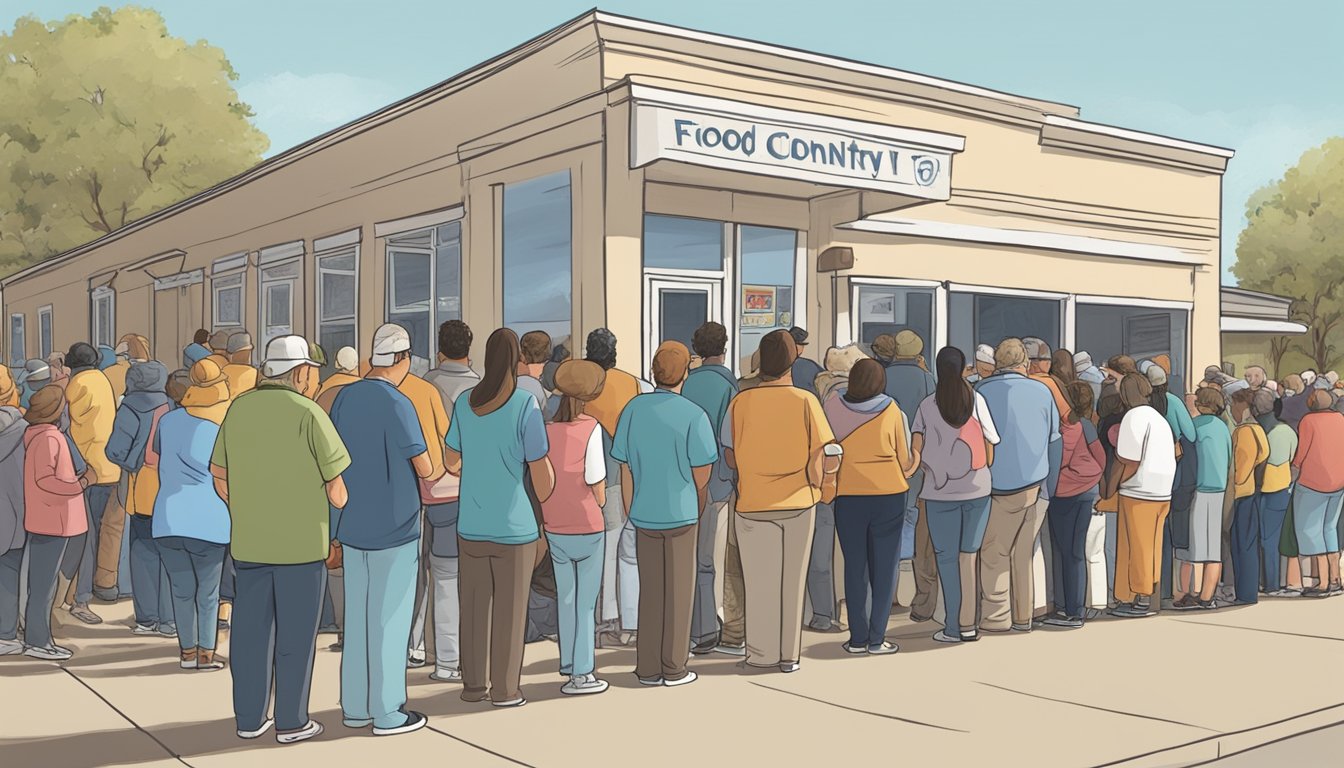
[1293,411,1344,493]
[23,424,89,537]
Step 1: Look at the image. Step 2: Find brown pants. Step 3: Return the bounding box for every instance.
[95,487,126,593]
[980,487,1043,630]
[458,537,538,703]
[736,507,815,667]
[635,524,697,681]
[1115,496,1171,603]
[721,502,746,646]
[910,502,940,620]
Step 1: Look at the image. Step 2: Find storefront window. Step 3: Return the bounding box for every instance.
[643,214,723,271]
[854,284,935,357]
[260,260,300,352]
[8,314,24,366]
[317,246,358,368]
[213,273,244,328]
[1077,304,1189,396]
[949,291,1061,367]
[738,225,798,371]
[91,288,115,349]
[38,306,53,358]
[386,221,461,361]
[504,171,572,349]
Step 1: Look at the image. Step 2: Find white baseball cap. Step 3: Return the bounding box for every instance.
[974,344,995,365]
[334,346,359,372]
[261,335,320,378]
[370,323,412,367]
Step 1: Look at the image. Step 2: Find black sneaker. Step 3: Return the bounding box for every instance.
[1196,598,1219,610]
[690,639,719,656]
[372,711,427,736]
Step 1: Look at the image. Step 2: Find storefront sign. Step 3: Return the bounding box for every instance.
[630,89,963,198]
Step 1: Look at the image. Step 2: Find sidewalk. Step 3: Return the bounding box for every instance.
[3,592,1343,767]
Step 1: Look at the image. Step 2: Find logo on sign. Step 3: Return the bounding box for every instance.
[913,156,940,187]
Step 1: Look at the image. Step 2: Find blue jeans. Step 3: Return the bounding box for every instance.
[157,536,226,650]
[1258,489,1291,590]
[834,493,905,649]
[1046,493,1095,619]
[74,483,114,604]
[806,502,837,626]
[128,515,173,630]
[24,535,74,649]
[232,560,324,733]
[901,470,923,560]
[341,539,420,729]
[547,532,605,677]
[0,547,21,641]
[1230,495,1260,604]
[924,497,992,636]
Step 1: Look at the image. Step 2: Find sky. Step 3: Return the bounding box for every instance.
[13,0,1344,284]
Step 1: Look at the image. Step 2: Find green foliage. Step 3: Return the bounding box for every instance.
[1233,138,1344,372]
[0,6,268,277]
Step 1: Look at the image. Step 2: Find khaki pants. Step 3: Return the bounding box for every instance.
[458,538,538,703]
[635,524,697,681]
[980,487,1042,630]
[735,507,815,667]
[95,485,126,593]
[910,502,940,620]
[1115,496,1170,603]
[721,500,746,647]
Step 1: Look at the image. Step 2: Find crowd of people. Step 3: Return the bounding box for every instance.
[2,317,1343,745]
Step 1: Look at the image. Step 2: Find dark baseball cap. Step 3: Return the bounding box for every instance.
[788,326,809,346]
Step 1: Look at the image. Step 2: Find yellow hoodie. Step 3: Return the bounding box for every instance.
[67,369,122,484]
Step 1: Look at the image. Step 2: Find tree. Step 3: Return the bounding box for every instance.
[0,6,268,277]
[1233,138,1344,373]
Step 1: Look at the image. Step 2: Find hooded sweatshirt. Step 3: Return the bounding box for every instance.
[23,423,88,537]
[106,363,170,516]
[66,344,121,485]
[823,390,912,496]
[0,407,28,553]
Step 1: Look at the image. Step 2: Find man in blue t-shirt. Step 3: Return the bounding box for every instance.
[611,341,717,687]
[329,324,434,736]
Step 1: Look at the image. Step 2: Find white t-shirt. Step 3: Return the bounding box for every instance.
[1116,405,1177,501]
[583,421,607,486]
[974,392,1002,445]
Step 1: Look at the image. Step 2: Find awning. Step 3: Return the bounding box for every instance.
[1220,317,1308,334]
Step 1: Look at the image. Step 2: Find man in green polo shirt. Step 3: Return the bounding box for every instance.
[211,335,350,745]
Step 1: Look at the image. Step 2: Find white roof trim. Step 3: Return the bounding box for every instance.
[314,228,362,253]
[1075,294,1193,311]
[1220,317,1308,335]
[629,84,967,152]
[838,216,1208,267]
[946,282,1069,300]
[258,240,305,265]
[374,205,465,239]
[153,269,204,291]
[211,252,248,275]
[1043,116,1234,159]
[597,12,1075,115]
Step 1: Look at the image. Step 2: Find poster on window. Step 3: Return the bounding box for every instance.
[741,285,776,327]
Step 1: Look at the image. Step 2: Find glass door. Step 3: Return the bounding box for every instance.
[646,277,722,373]
[260,260,300,351]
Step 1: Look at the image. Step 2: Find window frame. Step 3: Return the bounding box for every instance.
[384,220,463,361]
[212,271,245,328]
[37,305,53,358]
[8,313,25,366]
[90,287,115,349]
[501,171,573,344]
[316,243,360,355]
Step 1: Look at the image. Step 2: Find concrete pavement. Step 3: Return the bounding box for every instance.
[2,591,1343,767]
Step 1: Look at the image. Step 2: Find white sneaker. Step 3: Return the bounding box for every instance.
[491,697,527,708]
[23,644,72,661]
[372,711,427,736]
[276,720,323,744]
[663,671,698,687]
[406,649,427,669]
[867,642,899,655]
[237,718,275,740]
[561,674,610,695]
[429,668,462,683]
[932,631,962,644]
[132,623,159,635]
[779,661,801,673]
[713,643,747,657]
[0,638,24,655]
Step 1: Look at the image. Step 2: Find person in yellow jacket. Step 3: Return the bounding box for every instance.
[1226,380,1269,606]
[222,331,259,399]
[0,366,17,408]
[821,358,918,654]
[63,342,122,624]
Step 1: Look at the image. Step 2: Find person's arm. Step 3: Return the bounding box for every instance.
[210,463,229,504]
[529,456,556,503]
[693,464,713,515]
[721,400,737,471]
[35,435,86,496]
[444,447,462,476]
[909,432,926,479]
[620,463,634,516]
[1116,456,1140,485]
[521,397,553,502]
[444,398,464,476]
[583,422,608,508]
[307,409,353,508]
[592,482,607,508]
[975,393,1000,467]
[807,398,839,489]
[896,412,918,477]
[411,451,434,479]
[103,407,136,471]
[326,475,349,509]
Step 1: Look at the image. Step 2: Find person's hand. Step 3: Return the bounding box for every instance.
[78,475,90,490]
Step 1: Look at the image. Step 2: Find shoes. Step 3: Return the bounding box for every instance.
[133,623,159,635]
[429,668,462,683]
[373,711,427,736]
[491,697,527,708]
[460,689,490,703]
[779,661,801,673]
[180,650,198,669]
[909,613,933,624]
[69,604,102,625]
[1303,587,1331,599]
[1010,623,1033,632]
[1329,583,1344,597]
[1196,598,1219,610]
[867,642,899,655]
[561,674,610,695]
[637,675,664,686]
[932,630,961,643]
[23,644,72,661]
[277,720,324,744]
[597,630,637,648]
[1172,595,1200,611]
[237,719,275,740]
[663,671,698,687]
[1111,602,1156,618]
[1042,615,1084,629]
[407,649,427,668]
[196,650,225,671]
[960,631,979,642]
[0,638,24,656]
[93,587,120,603]
[841,641,867,655]
[806,618,840,632]
[1084,608,1105,620]
[158,624,178,638]
[713,643,747,657]
[1266,588,1299,598]
[690,639,719,655]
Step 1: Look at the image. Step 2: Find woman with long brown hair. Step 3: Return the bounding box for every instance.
[445,328,556,708]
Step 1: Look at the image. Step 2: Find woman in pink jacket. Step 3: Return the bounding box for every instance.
[22,386,90,660]
[1043,381,1106,629]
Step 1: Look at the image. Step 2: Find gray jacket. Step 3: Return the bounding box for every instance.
[0,407,27,553]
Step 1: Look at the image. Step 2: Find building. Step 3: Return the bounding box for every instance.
[2,10,1233,394]
[1220,286,1308,378]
